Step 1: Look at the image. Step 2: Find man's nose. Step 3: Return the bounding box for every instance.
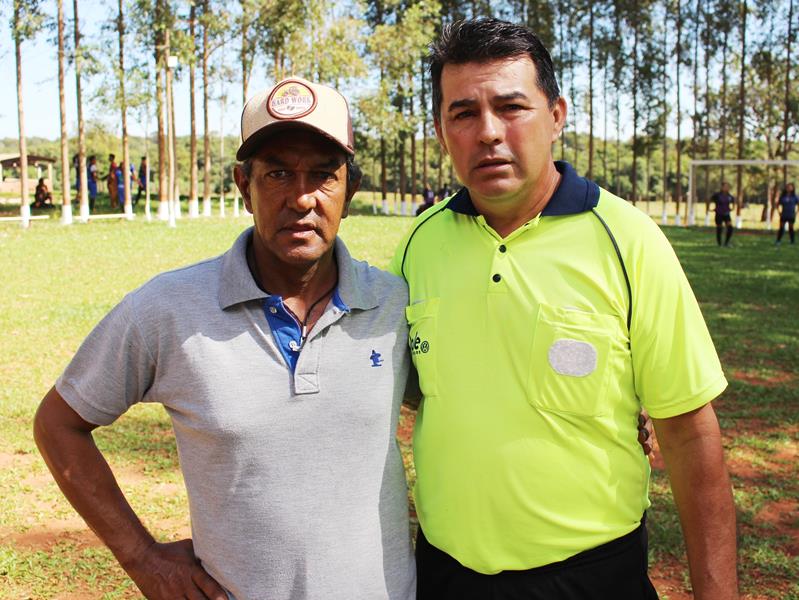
[286,174,318,212]
[477,111,503,145]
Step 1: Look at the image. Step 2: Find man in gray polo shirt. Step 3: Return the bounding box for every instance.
[33,77,416,600]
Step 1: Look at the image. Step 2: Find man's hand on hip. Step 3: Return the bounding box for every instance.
[124,539,227,600]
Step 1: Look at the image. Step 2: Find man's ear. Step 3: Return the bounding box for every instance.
[550,97,568,142]
[434,118,449,157]
[233,165,252,213]
[342,171,362,219]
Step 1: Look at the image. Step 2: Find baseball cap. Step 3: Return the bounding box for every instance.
[236,77,354,161]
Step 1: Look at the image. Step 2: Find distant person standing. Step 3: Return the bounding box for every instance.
[87,156,98,211]
[115,162,133,210]
[107,154,118,209]
[73,154,81,193]
[776,183,798,245]
[417,183,436,216]
[711,182,735,246]
[135,156,148,206]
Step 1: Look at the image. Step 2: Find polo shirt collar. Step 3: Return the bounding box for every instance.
[445,161,600,217]
[217,227,378,311]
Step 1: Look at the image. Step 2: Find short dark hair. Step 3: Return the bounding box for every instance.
[239,155,361,199]
[429,18,561,121]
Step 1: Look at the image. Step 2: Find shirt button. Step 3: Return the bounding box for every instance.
[492,274,502,283]
[269,306,277,314]
[498,245,507,253]
[288,340,299,351]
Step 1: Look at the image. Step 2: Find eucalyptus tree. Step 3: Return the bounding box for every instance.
[117,0,133,218]
[188,0,198,215]
[56,0,72,223]
[12,0,44,227]
[781,0,794,184]
[734,0,748,221]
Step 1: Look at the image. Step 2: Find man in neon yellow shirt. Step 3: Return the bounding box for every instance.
[391,18,738,600]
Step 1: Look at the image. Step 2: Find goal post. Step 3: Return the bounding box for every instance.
[687,159,799,228]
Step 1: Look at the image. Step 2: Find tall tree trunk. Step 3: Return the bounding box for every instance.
[13,0,30,227]
[189,1,199,216]
[165,27,178,224]
[783,0,794,185]
[602,57,608,185]
[118,0,132,219]
[202,0,211,216]
[57,0,72,224]
[410,91,417,210]
[241,11,249,105]
[587,0,594,179]
[74,0,89,220]
[662,20,669,212]
[720,27,729,182]
[421,58,428,194]
[675,0,683,220]
[380,136,387,208]
[703,5,712,214]
[614,6,622,196]
[155,0,168,217]
[569,31,578,167]
[735,0,747,219]
[631,2,639,205]
[691,0,700,220]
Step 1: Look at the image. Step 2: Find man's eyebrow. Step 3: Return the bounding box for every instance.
[259,156,344,170]
[494,92,530,102]
[447,92,530,112]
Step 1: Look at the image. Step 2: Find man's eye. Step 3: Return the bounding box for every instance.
[453,111,475,120]
[315,171,337,181]
[501,104,525,112]
[267,170,290,179]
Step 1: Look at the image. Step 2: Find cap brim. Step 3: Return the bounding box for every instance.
[236,121,354,161]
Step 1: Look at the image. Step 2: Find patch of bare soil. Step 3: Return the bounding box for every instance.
[755,499,799,556]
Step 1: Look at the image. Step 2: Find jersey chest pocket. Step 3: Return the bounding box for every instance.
[528,304,620,417]
[405,298,439,399]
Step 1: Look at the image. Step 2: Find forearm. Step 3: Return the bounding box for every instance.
[33,391,155,568]
[654,406,738,599]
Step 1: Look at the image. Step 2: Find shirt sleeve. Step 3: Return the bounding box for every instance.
[630,223,727,419]
[56,292,156,426]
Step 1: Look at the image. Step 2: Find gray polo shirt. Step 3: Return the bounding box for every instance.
[56,228,416,600]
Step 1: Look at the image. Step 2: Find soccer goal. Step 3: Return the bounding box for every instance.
[687,159,799,229]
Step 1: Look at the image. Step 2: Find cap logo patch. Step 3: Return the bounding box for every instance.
[267,80,317,119]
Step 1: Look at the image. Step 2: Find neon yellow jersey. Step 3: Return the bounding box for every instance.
[389,162,727,574]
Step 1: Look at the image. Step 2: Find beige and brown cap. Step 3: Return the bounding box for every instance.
[236,77,354,161]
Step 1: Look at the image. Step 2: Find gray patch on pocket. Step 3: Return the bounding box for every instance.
[547,339,597,377]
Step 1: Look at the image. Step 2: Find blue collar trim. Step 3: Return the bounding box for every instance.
[445,161,600,218]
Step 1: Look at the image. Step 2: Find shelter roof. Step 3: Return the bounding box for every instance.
[0,154,57,168]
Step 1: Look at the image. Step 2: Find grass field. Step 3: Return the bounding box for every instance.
[0,194,796,599]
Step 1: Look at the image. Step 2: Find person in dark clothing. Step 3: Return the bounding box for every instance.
[135,157,148,206]
[776,183,798,245]
[710,182,735,246]
[417,183,436,215]
[33,178,54,209]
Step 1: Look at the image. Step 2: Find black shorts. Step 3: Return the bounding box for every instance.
[416,521,659,600]
[715,214,732,226]
[780,216,796,225]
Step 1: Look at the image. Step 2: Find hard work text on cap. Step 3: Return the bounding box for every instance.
[267,80,317,120]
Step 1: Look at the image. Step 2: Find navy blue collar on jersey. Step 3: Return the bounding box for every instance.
[445,161,600,218]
